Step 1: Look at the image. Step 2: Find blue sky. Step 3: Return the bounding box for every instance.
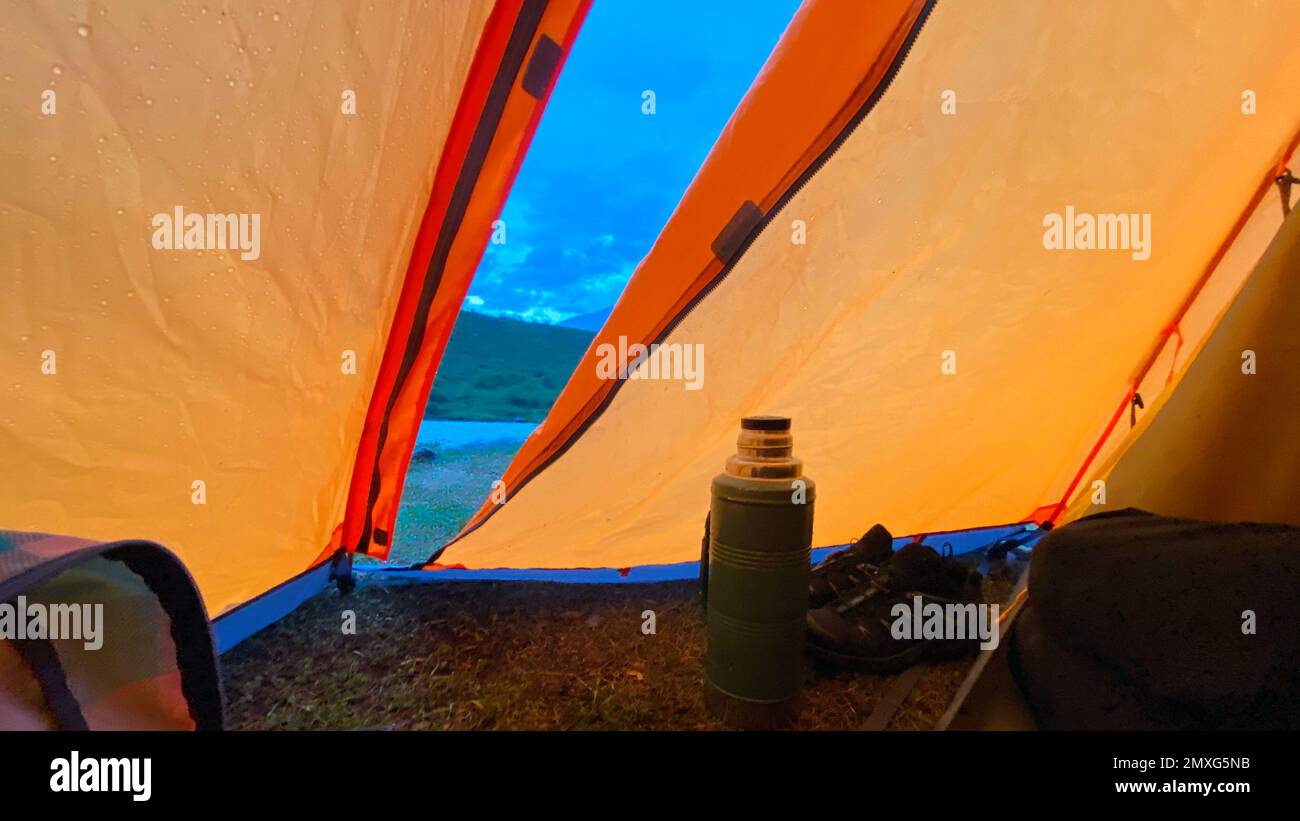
[465,0,802,324]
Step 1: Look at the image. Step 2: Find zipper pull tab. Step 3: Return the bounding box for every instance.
[1130,392,1145,428]
[1277,169,1298,217]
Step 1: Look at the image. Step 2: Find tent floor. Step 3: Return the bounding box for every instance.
[222,567,1017,730]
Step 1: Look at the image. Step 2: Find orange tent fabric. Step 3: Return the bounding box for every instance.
[340,0,590,562]
[451,0,931,547]
[0,1,587,614]
[437,0,1300,570]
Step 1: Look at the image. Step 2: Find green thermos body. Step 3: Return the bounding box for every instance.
[705,415,814,728]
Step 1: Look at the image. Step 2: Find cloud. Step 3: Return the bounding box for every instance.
[463,0,800,323]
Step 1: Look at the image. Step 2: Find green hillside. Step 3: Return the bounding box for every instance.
[425,311,594,422]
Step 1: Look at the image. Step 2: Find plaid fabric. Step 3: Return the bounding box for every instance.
[0,531,97,585]
[0,529,222,730]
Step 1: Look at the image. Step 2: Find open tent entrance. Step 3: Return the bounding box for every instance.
[382,0,804,568]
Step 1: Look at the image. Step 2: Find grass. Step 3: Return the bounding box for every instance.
[392,309,593,562]
[222,556,1021,730]
[229,310,1025,730]
[425,311,594,422]
[381,443,519,567]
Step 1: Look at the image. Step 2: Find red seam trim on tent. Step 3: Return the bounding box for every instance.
[1043,385,1137,525]
[1164,323,1184,386]
[359,0,549,555]
[365,0,591,558]
[339,0,526,559]
[1037,132,1300,525]
[1021,504,1058,525]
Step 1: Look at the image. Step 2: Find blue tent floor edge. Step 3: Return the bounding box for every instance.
[213,560,337,654]
[213,522,1038,653]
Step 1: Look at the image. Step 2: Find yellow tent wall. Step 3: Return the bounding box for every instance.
[1071,203,1300,525]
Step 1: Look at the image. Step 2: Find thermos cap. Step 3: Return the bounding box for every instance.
[728,417,800,478]
[740,415,791,431]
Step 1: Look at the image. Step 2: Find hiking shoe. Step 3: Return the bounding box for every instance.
[806,543,984,673]
[808,524,894,608]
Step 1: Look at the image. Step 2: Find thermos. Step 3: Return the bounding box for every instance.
[704,415,814,728]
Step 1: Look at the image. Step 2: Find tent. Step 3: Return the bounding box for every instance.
[436,0,1300,568]
[3,0,1299,672]
[1,0,590,633]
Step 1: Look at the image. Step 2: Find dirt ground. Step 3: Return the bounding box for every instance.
[222,560,1020,730]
